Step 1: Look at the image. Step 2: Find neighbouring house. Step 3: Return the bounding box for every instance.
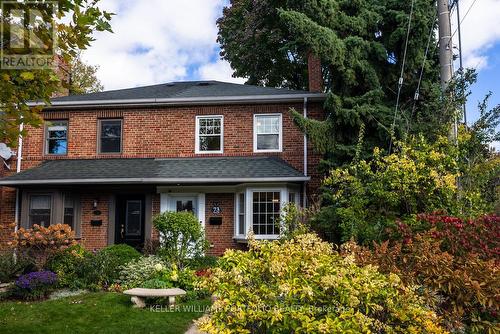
[0,62,326,255]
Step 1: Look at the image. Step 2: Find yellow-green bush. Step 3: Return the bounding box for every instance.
[197,234,448,334]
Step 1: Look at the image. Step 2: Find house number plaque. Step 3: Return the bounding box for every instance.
[211,203,222,215]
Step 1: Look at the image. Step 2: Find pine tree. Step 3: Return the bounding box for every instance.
[218,0,449,167]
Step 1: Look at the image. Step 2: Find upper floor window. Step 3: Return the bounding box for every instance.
[99,119,122,154]
[254,114,282,152]
[196,116,223,154]
[45,120,68,155]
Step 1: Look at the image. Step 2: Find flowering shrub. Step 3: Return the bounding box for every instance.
[0,252,35,283]
[10,224,76,267]
[13,271,58,300]
[117,256,168,289]
[345,233,499,333]
[197,233,447,334]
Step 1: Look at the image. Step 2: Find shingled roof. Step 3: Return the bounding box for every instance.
[0,157,308,186]
[52,81,310,103]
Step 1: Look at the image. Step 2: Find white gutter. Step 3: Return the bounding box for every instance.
[303,97,308,208]
[27,93,327,109]
[14,122,23,234]
[0,176,310,186]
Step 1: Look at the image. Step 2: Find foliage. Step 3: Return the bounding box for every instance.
[117,256,168,289]
[153,211,208,268]
[12,271,58,301]
[218,0,445,165]
[68,52,104,94]
[313,139,474,244]
[10,224,77,268]
[197,233,447,334]
[415,213,500,260]
[279,202,316,239]
[185,256,219,271]
[0,292,210,334]
[0,252,36,283]
[0,0,113,143]
[91,244,142,286]
[45,244,92,289]
[345,228,500,333]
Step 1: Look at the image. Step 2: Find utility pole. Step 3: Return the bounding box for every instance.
[455,0,467,125]
[437,0,457,143]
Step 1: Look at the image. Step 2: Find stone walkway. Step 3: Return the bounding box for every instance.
[185,323,205,334]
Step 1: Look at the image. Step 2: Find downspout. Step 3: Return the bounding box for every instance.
[14,122,24,235]
[303,97,308,208]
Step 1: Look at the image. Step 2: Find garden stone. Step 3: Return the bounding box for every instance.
[123,288,186,308]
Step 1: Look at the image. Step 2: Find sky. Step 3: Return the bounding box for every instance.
[82,0,500,128]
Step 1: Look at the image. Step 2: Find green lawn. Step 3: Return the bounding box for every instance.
[0,292,210,334]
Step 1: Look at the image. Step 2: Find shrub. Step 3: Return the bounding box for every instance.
[313,138,495,245]
[12,271,58,300]
[10,224,76,268]
[185,256,219,271]
[45,244,92,289]
[91,244,142,286]
[153,211,208,268]
[197,233,447,334]
[0,252,35,283]
[117,256,167,289]
[345,233,499,333]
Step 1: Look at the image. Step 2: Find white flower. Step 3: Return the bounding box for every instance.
[154,263,164,271]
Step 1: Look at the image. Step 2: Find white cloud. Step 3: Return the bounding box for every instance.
[451,0,500,71]
[198,59,246,84]
[81,0,241,90]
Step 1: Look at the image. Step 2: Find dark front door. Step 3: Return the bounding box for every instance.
[115,195,145,248]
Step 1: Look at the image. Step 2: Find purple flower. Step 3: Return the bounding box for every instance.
[15,271,58,290]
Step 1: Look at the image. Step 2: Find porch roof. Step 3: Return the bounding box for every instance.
[0,157,309,186]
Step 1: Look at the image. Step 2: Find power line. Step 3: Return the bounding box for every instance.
[389,0,416,153]
[406,9,438,135]
[450,0,478,42]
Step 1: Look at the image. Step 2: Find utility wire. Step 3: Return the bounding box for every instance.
[450,0,478,43]
[389,0,415,153]
[406,9,438,135]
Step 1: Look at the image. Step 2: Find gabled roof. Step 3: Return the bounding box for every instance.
[0,157,309,186]
[34,81,326,109]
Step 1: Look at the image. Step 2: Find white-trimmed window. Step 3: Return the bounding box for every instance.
[45,120,68,155]
[196,116,223,153]
[235,193,246,236]
[254,114,282,152]
[252,191,281,236]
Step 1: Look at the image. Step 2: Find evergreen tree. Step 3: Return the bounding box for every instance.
[218,0,448,167]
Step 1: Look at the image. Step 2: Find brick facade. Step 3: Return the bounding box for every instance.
[0,101,325,253]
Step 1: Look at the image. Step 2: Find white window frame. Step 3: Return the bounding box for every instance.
[195,115,224,154]
[253,113,283,153]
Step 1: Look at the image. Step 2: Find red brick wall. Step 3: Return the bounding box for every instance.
[80,193,110,251]
[204,193,245,256]
[0,102,325,248]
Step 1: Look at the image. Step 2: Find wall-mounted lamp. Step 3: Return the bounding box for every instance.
[93,199,98,209]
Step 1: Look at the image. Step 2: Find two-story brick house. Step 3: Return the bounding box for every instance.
[0,70,325,255]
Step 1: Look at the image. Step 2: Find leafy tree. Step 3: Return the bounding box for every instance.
[218,0,446,166]
[68,53,104,94]
[0,0,113,143]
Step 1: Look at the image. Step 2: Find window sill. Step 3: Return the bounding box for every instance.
[233,235,280,242]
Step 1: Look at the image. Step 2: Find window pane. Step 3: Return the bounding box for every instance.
[101,138,121,153]
[256,115,279,134]
[199,136,221,151]
[29,195,51,228]
[252,191,281,235]
[48,139,67,154]
[100,120,121,153]
[257,134,279,150]
[126,200,141,236]
[64,195,74,229]
[46,121,67,155]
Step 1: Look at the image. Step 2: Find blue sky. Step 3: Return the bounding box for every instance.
[82,0,499,130]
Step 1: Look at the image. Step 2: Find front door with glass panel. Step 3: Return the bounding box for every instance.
[115,195,145,248]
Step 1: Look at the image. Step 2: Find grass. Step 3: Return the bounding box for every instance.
[0,292,210,334]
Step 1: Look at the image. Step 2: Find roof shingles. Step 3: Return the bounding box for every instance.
[0,157,308,185]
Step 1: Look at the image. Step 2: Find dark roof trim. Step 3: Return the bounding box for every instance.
[0,176,310,186]
[28,93,326,110]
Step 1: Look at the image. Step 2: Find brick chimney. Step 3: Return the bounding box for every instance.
[308,52,322,92]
